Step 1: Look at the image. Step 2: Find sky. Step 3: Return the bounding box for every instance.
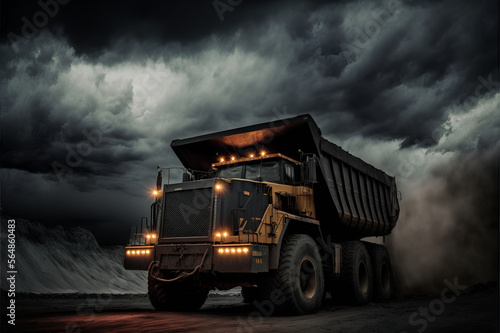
[0,0,498,290]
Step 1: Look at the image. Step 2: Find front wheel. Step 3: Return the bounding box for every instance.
[258,234,324,315]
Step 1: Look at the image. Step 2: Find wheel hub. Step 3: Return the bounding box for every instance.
[358,261,368,294]
[299,256,317,299]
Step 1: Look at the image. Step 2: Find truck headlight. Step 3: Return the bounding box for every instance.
[217,247,249,254]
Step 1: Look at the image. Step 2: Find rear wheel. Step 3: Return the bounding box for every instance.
[257,234,324,315]
[364,242,394,302]
[148,270,209,311]
[334,241,373,305]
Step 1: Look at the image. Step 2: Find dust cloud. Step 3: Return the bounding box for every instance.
[387,148,499,295]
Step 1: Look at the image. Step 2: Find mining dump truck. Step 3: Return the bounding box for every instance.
[124,114,400,314]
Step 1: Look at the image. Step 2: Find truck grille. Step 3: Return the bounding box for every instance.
[162,188,213,238]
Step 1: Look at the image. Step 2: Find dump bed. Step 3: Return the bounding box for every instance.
[171,114,399,238]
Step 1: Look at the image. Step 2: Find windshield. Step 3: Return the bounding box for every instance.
[245,161,280,182]
[217,160,281,183]
[218,165,243,179]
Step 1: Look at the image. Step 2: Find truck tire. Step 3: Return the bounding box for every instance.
[148,272,209,311]
[364,242,394,302]
[334,241,373,305]
[258,234,324,315]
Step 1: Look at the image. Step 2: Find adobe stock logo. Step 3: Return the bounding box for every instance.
[213,0,243,22]
[7,0,71,53]
[401,277,467,333]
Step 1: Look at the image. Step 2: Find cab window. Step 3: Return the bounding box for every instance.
[284,164,295,184]
[218,165,243,179]
[245,161,280,182]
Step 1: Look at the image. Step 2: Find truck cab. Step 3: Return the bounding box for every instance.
[125,151,318,268]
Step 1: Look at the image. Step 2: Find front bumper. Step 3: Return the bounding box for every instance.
[124,243,269,273]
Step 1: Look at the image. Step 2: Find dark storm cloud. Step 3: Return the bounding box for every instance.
[3,0,496,156]
[286,0,498,147]
[1,0,329,57]
[1,168,150,244]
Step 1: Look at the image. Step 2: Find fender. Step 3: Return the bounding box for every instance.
[268,215,323,269]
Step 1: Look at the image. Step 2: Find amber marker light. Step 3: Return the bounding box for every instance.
[250,154,254,158]
[225,248,230,253]
[127,250,131,255]
[237,248,242,253]
[146,250,150,254]
[261,151,266,156]
[243,248,249,253]
[231,156,235,161]
[220,158,224,162]
[223,232,228,237]
[216,233,221,237]
[152,234,156,239]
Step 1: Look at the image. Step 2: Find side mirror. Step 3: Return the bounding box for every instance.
[156,170,163,191]
[182,171,192,182]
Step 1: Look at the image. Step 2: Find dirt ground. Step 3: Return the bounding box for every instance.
[3,283,498,333]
